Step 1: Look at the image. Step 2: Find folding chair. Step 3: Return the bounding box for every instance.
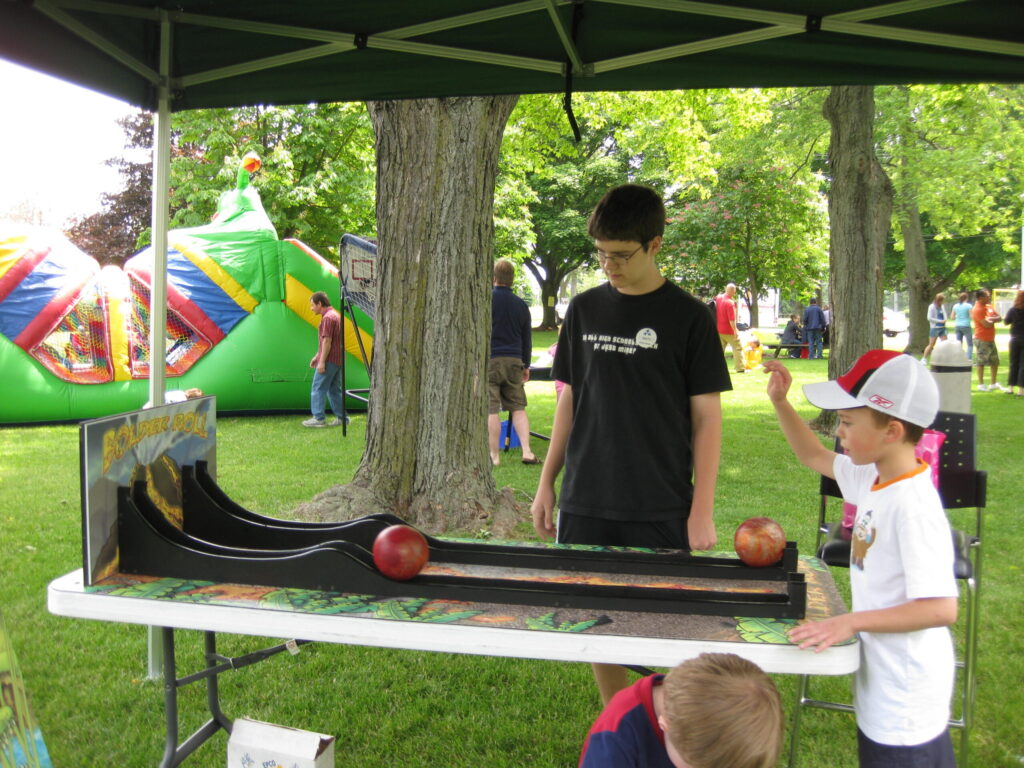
[788,411,985,768]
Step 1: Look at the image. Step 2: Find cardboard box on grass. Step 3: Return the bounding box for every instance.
[228,717,334,768]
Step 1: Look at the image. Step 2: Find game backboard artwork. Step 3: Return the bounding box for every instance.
[80,396,216,585]
[0,610,53,768]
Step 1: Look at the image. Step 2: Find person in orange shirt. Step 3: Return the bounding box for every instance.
[971,289,1005,392]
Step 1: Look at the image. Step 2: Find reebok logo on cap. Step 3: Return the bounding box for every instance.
[868,394,894,410]
[802,349,939,427]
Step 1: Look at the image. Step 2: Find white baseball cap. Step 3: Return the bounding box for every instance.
[802,349,939,428]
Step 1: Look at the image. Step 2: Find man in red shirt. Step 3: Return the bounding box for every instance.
[715,283,744,374]
[971,289,1006,392]
[303,291,346,426]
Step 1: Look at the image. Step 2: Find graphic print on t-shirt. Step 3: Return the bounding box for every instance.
[851,508,877,570]
[583,328,659,356]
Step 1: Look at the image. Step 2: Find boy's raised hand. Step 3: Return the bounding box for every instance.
[763,357,838,479]
[762,359,793,402]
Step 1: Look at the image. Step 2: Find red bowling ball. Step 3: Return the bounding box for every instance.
[372,524,430,580]
[733,517,786,567]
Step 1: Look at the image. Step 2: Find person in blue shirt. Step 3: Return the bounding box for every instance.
[922,293,948,363]
[951,291,974,360]
[578,653,783,768]
[488,259,539,466]
[801,298,827,359]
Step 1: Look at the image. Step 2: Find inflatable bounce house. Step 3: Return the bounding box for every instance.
[0,156,373,424]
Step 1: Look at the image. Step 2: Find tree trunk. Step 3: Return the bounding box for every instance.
[740,260,761,329]
[740,283,759,329]
[531,269,561,330]
[899,199,931,355]
[814,86,893,433]
[293,96,521,535]
[741,230,760,329]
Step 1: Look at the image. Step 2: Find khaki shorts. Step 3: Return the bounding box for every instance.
[488,357,527,414]
[975,340,998,367]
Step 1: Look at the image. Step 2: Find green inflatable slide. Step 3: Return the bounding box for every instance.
[0,158,373,424]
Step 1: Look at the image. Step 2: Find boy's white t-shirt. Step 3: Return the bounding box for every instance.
[833,455,958,746]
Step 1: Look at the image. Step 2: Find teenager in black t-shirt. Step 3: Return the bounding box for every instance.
[530,184,731,704]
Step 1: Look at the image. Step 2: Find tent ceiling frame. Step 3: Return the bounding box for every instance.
[179,43,357,89]
[595,25,801,73]
[542,0,585,74]
[823,20,1024,58]
[35,0,161,85]
[29,0,1023,104]
[597,0,807,26]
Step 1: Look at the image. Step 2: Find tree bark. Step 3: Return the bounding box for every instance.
[293,96,521,535]
[899,199,969,356]
[741,227,760,328]
[526,262,562,330]
[899,199,932,355]
[814,86,893,433]
[538,281,559,329]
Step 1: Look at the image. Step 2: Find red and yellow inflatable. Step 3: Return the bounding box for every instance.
[0,160,372,423]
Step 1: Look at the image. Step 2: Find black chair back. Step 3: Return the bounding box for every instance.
[818,411,984,507]
[932,411,987,509]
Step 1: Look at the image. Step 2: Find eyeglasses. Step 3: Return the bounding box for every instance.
[595,244,644,266]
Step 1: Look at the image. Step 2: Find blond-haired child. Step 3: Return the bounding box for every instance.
[579,653,783,768]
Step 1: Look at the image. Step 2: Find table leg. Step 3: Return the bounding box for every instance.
[157,629,311,766]
[161,627,178,767]
[204,632,232,734]
[159,629,231,768]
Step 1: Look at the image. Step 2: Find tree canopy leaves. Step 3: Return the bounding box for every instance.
[65,84,1023,312]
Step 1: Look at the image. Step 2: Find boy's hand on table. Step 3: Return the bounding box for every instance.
[788,614,856,652]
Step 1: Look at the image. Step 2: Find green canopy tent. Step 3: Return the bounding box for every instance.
[2,0,1022,402]
[3,0,1023,109]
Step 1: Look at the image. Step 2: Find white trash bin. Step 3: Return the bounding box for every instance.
[930,341,972,414]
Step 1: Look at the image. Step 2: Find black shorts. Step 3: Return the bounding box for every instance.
[556,511,689,550]
[857,727,955,768]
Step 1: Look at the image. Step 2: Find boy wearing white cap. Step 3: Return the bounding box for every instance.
[764,350,958,768]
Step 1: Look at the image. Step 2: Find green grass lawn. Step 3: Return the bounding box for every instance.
[1,335,1022,766]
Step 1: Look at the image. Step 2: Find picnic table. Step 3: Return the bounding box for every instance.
[764,342,809,359]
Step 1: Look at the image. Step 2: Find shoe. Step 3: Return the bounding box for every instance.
[994,383,1009,392]
[522,457,542,465]
[327,416,349,426]
[302,418,326,427]
[977,384,990,392]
